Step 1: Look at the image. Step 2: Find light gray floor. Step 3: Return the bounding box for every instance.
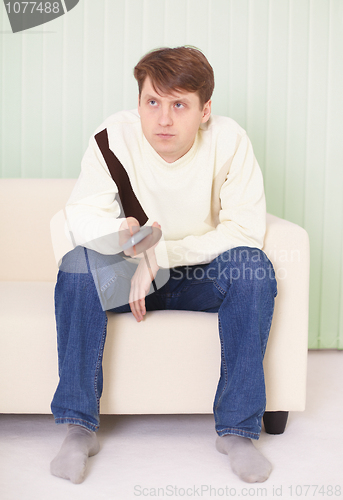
[1,350,342,500]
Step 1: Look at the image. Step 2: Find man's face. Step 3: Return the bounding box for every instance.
[138,77,211,163]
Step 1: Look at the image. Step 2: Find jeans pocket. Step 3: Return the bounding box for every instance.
[91,265,131,311]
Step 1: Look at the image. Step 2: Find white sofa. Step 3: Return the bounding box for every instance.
[0,179,310,433]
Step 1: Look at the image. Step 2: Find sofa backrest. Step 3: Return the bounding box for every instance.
[1,178,309,285]
[0,179,76,282]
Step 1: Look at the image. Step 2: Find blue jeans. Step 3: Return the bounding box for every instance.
[51,246,277,440]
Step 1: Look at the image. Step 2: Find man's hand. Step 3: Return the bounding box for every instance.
[119,218,161,321]
[129,245,159,321]
[119,217,161,258]
[119,217,141,257]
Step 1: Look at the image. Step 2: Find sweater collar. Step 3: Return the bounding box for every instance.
[142,130,199,170]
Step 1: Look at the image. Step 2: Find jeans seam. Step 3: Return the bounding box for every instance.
[262,310,274,357]
[214,316,228,412]
[186,278,213,284]
[94,316,108,415]
[213,280,226,296]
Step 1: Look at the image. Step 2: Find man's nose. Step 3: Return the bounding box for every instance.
[158,106,173,127]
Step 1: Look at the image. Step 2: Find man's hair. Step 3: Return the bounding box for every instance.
[134,46,215,107]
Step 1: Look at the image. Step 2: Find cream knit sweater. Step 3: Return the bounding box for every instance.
[66,109,266,268]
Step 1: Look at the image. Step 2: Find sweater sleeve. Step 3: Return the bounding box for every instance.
[65,134,126,255]
[154,132,266,268]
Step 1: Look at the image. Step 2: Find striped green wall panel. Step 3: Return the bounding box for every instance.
[1,0,343,348]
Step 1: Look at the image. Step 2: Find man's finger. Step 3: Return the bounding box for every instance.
[131,226,162,255]
[129,288,139,321]
[129,286,145,321]
[129,299,140,322]
[130,299,145,322]
[139,297,146,317]
[128,220,140,235]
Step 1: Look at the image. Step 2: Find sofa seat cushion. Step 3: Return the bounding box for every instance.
[0,282,58,413]
[0,281,221,414]
[103,310,221,414]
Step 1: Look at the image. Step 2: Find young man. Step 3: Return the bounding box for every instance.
[50,46,277,484]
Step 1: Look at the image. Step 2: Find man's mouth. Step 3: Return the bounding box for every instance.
[156,133,175,139]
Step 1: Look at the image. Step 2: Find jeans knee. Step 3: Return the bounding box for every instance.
[215,247,277,296]
[55,248,103,310]
[59,246,89,274]
[238,248,277,297]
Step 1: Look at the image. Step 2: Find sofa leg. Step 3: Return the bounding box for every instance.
[263,411,289,435]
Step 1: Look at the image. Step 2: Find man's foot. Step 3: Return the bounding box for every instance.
[50,424,100,484]
[216,435,272,483]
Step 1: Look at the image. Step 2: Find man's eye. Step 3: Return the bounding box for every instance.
[175,103,184,109]
[149,100,157,106]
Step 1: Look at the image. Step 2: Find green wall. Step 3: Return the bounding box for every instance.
[1,0,343,348]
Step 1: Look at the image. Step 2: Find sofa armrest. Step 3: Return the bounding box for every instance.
[263,213,310,411]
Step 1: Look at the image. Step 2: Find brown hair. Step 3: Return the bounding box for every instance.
[134,46,215,108]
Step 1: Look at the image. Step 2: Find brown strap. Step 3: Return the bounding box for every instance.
[95,128,148,226]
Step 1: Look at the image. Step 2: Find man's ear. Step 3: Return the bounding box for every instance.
[137,95,141,115]
[201,100,211,123]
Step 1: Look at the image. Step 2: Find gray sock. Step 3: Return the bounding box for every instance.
[50,424,100,484]
[216,435,272,483]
